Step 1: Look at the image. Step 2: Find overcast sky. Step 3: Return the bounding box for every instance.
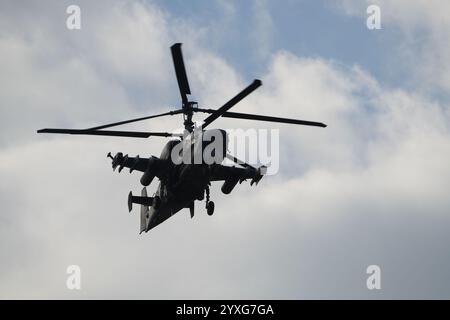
[1,0,450,299]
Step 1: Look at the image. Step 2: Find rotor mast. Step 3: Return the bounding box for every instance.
[183,102,195,132]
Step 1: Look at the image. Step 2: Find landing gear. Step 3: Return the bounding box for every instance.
[206,201,215,216]
[205,185,215,216]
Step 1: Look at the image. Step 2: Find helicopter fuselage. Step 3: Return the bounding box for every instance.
[144,130,227,230]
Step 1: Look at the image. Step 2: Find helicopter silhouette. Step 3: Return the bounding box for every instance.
[38,43,326,233]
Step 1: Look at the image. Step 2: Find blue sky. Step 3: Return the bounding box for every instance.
[152,0,403,88]
[1,0,450,299]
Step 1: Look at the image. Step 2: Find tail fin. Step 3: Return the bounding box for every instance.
[139,187,151,234]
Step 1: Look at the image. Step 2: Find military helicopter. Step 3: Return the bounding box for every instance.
[38,43,326,233]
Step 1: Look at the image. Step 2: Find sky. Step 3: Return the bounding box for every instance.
[1,0,450,299]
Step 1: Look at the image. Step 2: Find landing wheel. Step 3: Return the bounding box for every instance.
[206,201,215,216]
[153,196,161,210]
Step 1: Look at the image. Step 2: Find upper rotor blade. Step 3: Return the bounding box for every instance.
[201,79,262,129]
[87,109,184,130]
[37,128,179,138]
[196,109,326,128]
[171,43,191,104]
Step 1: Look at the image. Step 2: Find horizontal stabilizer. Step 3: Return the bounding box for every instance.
[128,191,154,212]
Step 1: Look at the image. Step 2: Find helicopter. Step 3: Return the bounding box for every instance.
[38,43,326,234]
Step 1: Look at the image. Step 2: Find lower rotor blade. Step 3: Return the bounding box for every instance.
[87,109,184,130]
[221,111,326,127]
[37,128,178,138]
[196,109,326,128]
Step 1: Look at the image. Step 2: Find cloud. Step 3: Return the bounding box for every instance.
[1,0,450,299]
[250,0,275,61]
[338,0,450,93]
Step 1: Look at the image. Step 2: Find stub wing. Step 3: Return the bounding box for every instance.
[107,152,167,176]
[210,163,265,185]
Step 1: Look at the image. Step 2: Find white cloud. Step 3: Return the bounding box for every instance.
[250,0,275,61]
[1,0,450,299]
